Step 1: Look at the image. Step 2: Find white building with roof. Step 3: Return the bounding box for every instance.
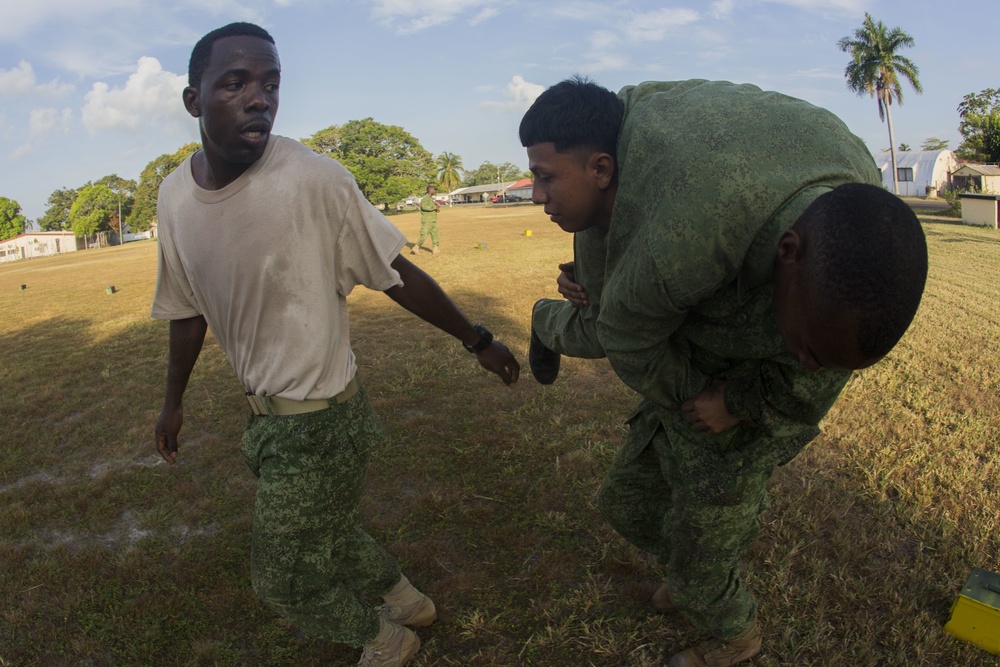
[874,150,957,197]
[952,163,1000,194]
[448,181,518,204]
[0,231,85,264]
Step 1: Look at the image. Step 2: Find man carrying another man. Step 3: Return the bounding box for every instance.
[520,77,927,666]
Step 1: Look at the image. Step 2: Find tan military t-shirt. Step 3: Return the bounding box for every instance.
[151,135,406,400]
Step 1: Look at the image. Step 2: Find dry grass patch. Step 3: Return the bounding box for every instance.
[0,208,997,665]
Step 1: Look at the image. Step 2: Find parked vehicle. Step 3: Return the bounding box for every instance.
[491,194,524,203]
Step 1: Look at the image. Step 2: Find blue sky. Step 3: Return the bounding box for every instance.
[1,0,997,222]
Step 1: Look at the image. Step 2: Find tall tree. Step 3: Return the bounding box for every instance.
[436,152,463,194]
[38,187,78,231]
[301,126,340,155]
[921,137,949,151]
[838,13,922,195]
[304,118,435,209]
[0,196,28,241]
[131,143,201,232]
[956,89,1000,163]
[95,174,137,241]
[464,161,523,186]
[68,184,118,237]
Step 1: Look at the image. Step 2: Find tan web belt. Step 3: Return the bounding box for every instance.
[245,376,360,416]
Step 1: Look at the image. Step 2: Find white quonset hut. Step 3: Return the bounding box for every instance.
[874,150,957,197]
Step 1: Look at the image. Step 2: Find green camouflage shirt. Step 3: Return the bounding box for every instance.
[580,80,880,447]
[419,194,437,222]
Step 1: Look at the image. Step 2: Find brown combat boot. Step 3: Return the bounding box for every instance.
[357,617,419,667]
[651,582,677,613]
[380,574,438,627]
[667,619,762,667]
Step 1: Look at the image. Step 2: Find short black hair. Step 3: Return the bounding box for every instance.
[800,183,928,359]
[188,22,275,89]
[519,75,624,158]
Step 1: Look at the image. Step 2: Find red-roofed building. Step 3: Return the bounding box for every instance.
[506,178,533,201]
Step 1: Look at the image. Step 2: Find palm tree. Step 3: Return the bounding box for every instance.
[838,14,921,195]
[436,152,463,196]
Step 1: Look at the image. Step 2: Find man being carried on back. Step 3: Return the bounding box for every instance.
[520,76,927,666]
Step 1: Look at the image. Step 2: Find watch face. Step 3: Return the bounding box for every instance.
[465,324,492,352]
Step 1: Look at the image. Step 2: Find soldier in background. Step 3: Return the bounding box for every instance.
[411,184,440,254]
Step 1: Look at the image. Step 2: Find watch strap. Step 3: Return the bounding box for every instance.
[463,323,493,353]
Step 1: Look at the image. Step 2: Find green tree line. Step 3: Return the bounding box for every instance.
[1,117,530,242]
[5,17,1000,243]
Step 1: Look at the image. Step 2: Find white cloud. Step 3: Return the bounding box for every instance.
[369,0,496,33]
[11,143,34,160]
[470,6,499,25]
[590,30,619,51]
[0,62,37,95]
[81,57,188,134]
[481,75,545,112]
[549,2,612,22]
[0,0,134,40]
[764,0,867,12]
[11,107,75,158]
[710,0,735,19]
[0,61,74,98]
[29,108,73,138]
[705,0,866,18]
[576,53,630,74]
[624,8,700,42]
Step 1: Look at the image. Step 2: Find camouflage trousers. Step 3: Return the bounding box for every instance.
[241,386,401,647]
[416,217,439,247]
[597,404,771,639]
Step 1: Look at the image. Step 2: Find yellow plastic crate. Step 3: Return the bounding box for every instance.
[944,568,1000,654]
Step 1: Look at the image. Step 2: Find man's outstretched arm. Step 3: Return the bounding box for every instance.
[154,315,208,464]
[384,255,519,386]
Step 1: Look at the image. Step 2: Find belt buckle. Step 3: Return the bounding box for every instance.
[246,393,271,416]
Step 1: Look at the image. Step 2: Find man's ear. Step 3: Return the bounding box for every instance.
[183,86,201,119]
[589,152,617,190]
[776,229,803,266]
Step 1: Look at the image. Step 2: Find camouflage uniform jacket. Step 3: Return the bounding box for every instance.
[419,194,437,223]
[576,80,881,466]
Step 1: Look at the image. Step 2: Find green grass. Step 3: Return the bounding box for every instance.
[1,206,998,666]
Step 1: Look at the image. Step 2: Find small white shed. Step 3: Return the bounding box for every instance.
[958,193,1000,228]
[875,150,957,197]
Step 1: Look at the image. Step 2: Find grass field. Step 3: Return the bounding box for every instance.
[1,204,998,666]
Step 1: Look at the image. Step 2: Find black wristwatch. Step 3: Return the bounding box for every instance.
[462,324,493,353]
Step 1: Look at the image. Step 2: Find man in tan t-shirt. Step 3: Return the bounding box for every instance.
[151,22,519,667]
